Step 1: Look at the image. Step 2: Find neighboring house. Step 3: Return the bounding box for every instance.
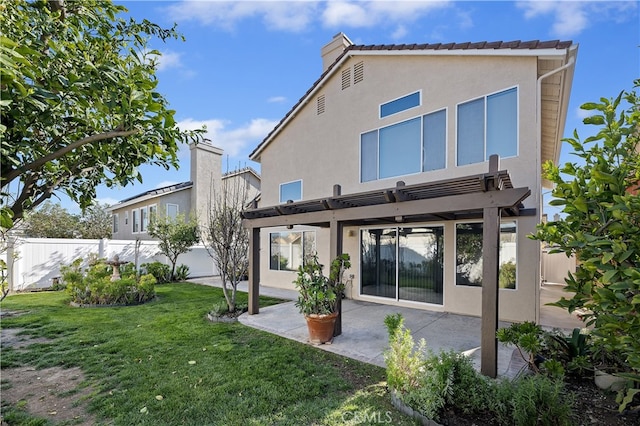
[243,33,577,324]
[108,142,261,240]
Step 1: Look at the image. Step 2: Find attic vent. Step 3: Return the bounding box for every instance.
[341,68,351,90]
[354,61,364,84]
[317,94,325,115]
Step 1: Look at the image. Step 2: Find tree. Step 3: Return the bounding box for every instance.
[147,213,200,281]
[532,80,640,378]
[0,0,202,234]
[22,201,111,239]
[202,176,250,313]
[23,201,80,238]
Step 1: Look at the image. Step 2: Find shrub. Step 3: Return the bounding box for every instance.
[62,259,156,305]
[383,314,426,393]
[174,264,190,281]
[510,375,574,426]
[141,261,171,283]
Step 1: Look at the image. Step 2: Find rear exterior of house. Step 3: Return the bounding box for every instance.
[246,34,577,323]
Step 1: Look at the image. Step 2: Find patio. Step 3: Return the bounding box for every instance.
[190,277,584,377]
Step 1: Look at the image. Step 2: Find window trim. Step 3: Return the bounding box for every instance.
[279,179,303,203]
[455,86,519,167]
[379,90,422,119]
[453,219,518,290]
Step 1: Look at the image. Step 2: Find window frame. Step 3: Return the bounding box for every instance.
[379,90,422,119]
[269,230,316,272]
[166,203,179,219]
[279,180,303,203]
[455,86,519,167]
[140,206,148,233]
[112,213,119,234]
[132,209,139,233]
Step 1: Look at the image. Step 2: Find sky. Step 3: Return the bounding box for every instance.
[58,0,638,217]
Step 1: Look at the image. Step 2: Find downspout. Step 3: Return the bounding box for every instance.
[534,53,576,323]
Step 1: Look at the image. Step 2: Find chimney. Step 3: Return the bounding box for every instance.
[321,32,353,71]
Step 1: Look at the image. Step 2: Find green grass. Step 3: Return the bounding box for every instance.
[0,283,415,425]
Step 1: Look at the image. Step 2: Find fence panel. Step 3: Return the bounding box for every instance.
[7,238,217,291]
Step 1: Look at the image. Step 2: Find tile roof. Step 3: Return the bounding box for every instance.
[249,39,573,160]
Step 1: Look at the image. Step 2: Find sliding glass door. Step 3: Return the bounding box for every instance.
[361,226,444,305]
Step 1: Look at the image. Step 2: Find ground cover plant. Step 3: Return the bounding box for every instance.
[0,283,416,425]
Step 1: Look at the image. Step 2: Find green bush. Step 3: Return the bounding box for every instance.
[174,264,190,281]
[510,375,574,426]
[141,261,171,283]
[62,259,156,305]
[383,313,426,393]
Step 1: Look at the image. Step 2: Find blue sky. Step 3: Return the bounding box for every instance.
[61,0,638,216]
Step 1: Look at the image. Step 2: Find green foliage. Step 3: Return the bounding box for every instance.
[140,261,171,283]
[0,0,203,229]
[383,314,426,394]
[499,261,516,289]
[62,259,155,305]
[509,375,574,426]
[294,254,351,316]
[174,264,190,281]
[531,80,640,381]
[497,322,545,373]
[147,213,199,281]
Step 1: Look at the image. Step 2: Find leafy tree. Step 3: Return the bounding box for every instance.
[23,201,80,238]
[0,0,202,234]
[147,213,200,281]
[532,80,640,378]
[202,176,249,313]
[79,202,112,239]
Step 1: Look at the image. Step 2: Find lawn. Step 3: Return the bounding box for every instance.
[0,283,414,425]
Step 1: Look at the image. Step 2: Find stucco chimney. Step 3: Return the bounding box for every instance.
[189,141,223,219]
[321,32,353,71]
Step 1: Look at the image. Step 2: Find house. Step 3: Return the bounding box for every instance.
[243,33,577,326]
[108,142,261,240]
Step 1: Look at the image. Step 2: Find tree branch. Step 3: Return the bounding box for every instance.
[4,129,139,185]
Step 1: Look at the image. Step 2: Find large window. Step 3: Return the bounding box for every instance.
[112,214,119,234]
[132,209,139,233]
[457,87,517,166]
[455,221,517,289]
[279,180,302,203]
[140,207,148,233]
[380,91,421,118]
[361,226,444,305]
[361,109,446,182]
[270,231,316,271]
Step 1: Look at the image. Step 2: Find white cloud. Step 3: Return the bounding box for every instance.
[95,197,120,208]
[165,1,319,32]
[177,117,279,158]
[575,106,595,120]
[321,0,451,29]
[516,0,637,38]
[155,50,183,72]
[391,25,408,40]
[267,96,287,103]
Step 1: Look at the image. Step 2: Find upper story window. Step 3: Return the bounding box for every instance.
[166,203,179,219]
[112,214,119,234]
[279,180,302,203]
[380,91,421,118]
[457,87,518,166]
[149,204,157,224]
[361,109,446,182]
[132,209,139,233]
[140,207,148,233]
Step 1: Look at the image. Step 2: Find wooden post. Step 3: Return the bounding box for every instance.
[330,218,344,336]
[481,154,501,378]
[248,227,260,315]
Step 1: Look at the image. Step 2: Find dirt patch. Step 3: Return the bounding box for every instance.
[1,327,97,425]
[1,366,97,425]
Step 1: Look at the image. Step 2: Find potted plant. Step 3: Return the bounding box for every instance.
[294,253,351,344]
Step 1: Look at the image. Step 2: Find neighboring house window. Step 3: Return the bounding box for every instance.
[166,203,179,219]
[125,211,128,225]
[457,87,518,166]
[112,214,119,234]
[149,204,157,225]
[132,210,139,233]
[279,180,302,203]
[360,226,444,305]
[380,91,421,118]
[455,220,517,289]
[361,109,446,182]
[140,207,148,232]
[269,231,316,271]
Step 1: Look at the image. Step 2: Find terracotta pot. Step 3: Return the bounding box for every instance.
[594,368,627,391]
[305,311,338,344]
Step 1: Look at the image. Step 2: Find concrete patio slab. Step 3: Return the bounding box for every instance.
[190,276,586,377]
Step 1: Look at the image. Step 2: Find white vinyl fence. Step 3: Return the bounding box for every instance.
[4,238,218,291]
[541,248,576,285]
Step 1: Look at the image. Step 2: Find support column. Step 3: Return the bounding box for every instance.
[330,219,344,336]
[248,227,260,315]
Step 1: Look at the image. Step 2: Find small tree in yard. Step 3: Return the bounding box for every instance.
[532,80,640,409]
[202,177,250,313]
[147,213,200,281]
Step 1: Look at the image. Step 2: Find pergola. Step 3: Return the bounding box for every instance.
[241,156,534,377]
